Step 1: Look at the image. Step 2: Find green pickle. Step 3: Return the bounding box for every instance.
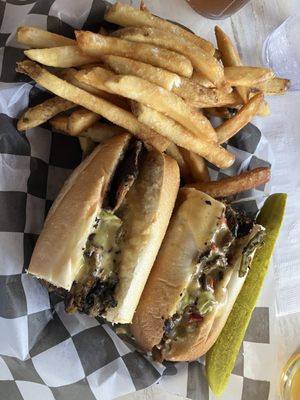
[205,193,287,396]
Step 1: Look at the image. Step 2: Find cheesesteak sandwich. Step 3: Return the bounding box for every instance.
[28,133,180,323]
[131,188,265,361]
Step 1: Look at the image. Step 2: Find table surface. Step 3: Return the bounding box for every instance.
[106,0,300,399]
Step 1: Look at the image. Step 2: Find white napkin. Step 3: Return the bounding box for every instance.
[252,91,300,316]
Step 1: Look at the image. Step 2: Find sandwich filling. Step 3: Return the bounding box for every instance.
[65,139,144,316]
[153,206,265,361]
[65,209,123,315]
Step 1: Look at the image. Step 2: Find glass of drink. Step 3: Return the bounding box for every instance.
[280,352,300,400]
[262,9,300,90]
[185,0,251,19]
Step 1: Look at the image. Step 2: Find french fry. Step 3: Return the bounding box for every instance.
[216,93,264,143]
[252,78,290,95]
[50,115,69,134]
[80,123,126,142]
[191,71,215,88]
[59,68,130,110]
[102,55,181,91]
[180,148,210,183]
[79,137,96,159]
[24,46,98,68]
[173,78,216,102]
[50,118,127,143]
[215,26,248,104]
[132,102,234,169]
[17,96,74,131]
[68,108,101,135]
[58,68,106,96]
[16,61,169,152]
[248,91,271,116]
[104,2,215,55]
[102,55,232,107]
[204,107,232,119]
[173,79,241,108]
[186,167,271,198]
[75,67,116,93]
[224,66,274,87]
[165,143,192,183]
[75,31,193,78]
[113,26,224,86]
[105,75,217,141]
[17,26,75,48]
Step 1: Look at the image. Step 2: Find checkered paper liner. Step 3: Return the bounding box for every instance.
[0,1,277,399]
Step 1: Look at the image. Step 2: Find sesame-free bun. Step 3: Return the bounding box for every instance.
[132,188,259,360]
[28,134,180,324]
[28,134,131,290]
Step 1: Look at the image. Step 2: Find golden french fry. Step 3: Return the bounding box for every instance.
[139,0,149,12]
[215,26,248,104]
[80,123,126,142]
[185,167,271,198]
[59,68,129,110]
[79,136,96,159]
[216,92,264,143]
[102,55,231,108]
[173,78,239,108]
[24,46,98,68]
[165,142,192,183]
[180,147,210,183]
[75,31,193,78]
[50,115,70,134]
[68,108,101,135]
[252,78,290,95]
[173,78,215,101]
[102,55,181,91]
[16,61,169,152]
[204,107,232,119]
[58,68,105,96]
[17,26,75,48]
[113,26,224,86]
[17,96,74,131]
[224,66,274,87]
[50,117,127,143]
[75,67,115,93]
[105,75,217,141]
[184,90,242,109]
[191,71,215,88]
[104,2,215,55]
[132,102,234,169]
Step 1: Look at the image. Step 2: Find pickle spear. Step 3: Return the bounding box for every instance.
[206,193,287,396]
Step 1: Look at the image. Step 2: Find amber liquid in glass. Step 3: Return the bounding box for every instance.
[281,352,300,400]
[186,0,250,19]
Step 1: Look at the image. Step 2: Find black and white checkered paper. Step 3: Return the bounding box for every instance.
[0,1,276,399]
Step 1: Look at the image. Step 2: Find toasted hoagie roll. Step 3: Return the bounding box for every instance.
[28,134,180,324]
[132,188,264,361]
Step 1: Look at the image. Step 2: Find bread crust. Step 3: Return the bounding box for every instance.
[28,134,131,289]
[105,151,180,323]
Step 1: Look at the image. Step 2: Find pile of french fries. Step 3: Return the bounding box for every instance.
[15,2,289,196]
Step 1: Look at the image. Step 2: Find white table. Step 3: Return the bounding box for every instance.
[108,1,300,399]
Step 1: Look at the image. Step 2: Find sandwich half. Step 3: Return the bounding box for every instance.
[132,188,264,360]
[28,133,180,323]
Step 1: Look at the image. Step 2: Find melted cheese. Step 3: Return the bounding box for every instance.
[76,209,122,282]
